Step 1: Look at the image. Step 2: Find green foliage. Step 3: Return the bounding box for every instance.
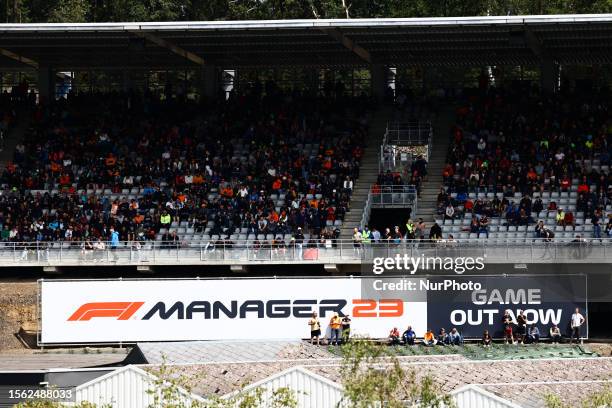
[208,386,299,408]
[544,384,612,408]
[146,357,205,408]
[47,0,89,22]
[2,0,611,23]
[339,338,455,408]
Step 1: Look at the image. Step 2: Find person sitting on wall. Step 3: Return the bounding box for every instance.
[549,324,562,344]
[448,328,463,346]
[423,328,437,346]
[527,324,540,344]
[402,325,416,346]
[437,328,450,346]
[482,330,492,347]
[389,327,401,345]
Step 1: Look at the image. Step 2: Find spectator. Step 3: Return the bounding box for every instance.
[502,310,514,345]
[389,327,401,345]
[402,326,416,346]
[429,222,442,241]
[294,227,304,259]
[592,213,602,239]
[527,325,540,344]
[329,313,342,346]
[308,312,321,346]
[550,324,562,344]
[109,227,119,261]
[423,328,437,346]
[352,227,362,256]
[437,328,449,346]
[569,307,585,344]
[416,218,426,240]
[448,328,462,346]
[478,215,489,238]
[444,203,455,220]
[556,208,566,226]
[341,314,351,343]
[535,220,546,238]
[516,310,527,344]
[482,330,492,347]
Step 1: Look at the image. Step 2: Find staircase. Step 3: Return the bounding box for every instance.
[413,105,456,223]
[339,106,393,239]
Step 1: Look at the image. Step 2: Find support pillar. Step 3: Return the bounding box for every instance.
[370,64,387,102]
[200,65,219,101]
[37,65,54,104]
[540,59,559,94]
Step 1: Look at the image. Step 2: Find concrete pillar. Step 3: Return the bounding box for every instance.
[37,66,54,104]
[200,65,219,101]
[540,59,559,94]
[370,64,387,102]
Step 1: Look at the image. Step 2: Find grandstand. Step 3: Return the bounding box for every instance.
[0,13,611,408]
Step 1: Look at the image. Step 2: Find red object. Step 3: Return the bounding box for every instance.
[303,248,318,260]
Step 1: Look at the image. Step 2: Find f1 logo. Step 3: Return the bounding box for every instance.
[68,302,144,321]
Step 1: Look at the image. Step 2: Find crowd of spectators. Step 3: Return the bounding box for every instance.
[437,84,611,240]
[0,82,372,247]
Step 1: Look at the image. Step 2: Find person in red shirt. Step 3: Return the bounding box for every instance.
[560,176,571,191]
[577,176,590,194]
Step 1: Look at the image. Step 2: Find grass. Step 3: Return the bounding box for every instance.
[325,342,600,360]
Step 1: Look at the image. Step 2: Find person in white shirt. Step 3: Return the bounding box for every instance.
[569,307,585,344]
[444,204,455,220]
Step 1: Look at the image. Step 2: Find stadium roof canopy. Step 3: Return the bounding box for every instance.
[0,14,611,70]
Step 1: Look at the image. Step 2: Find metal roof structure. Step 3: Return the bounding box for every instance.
[0,14,611,70]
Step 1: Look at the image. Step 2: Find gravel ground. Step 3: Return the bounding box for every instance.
[0,281,37,351]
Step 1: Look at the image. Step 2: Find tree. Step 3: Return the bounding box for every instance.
[339,338,455,408]
[47,0,89,23]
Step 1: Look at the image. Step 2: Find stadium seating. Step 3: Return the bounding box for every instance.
[0,86,371,247]
[436,86,611,242]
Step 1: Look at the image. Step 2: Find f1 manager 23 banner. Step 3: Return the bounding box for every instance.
[39,278,427,344]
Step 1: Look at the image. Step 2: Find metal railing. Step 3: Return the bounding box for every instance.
[370,185,418,210]
[1,238,611,266]
[380,121,433,172]
[385,122,433,146]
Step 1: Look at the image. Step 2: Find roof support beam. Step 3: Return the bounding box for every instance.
[0,48,38,68]
[320,28,371,64]
[130,30,205,66]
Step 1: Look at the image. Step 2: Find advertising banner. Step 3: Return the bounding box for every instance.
[40,278,427,344]
[40,275,587,344]
[424,275,588,338]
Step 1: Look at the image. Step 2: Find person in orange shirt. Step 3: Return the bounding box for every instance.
[221,186,233,197]
[105,154,116,167]
[272,178,282,191]
[329,313,342,345]
[423,328,437,346]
